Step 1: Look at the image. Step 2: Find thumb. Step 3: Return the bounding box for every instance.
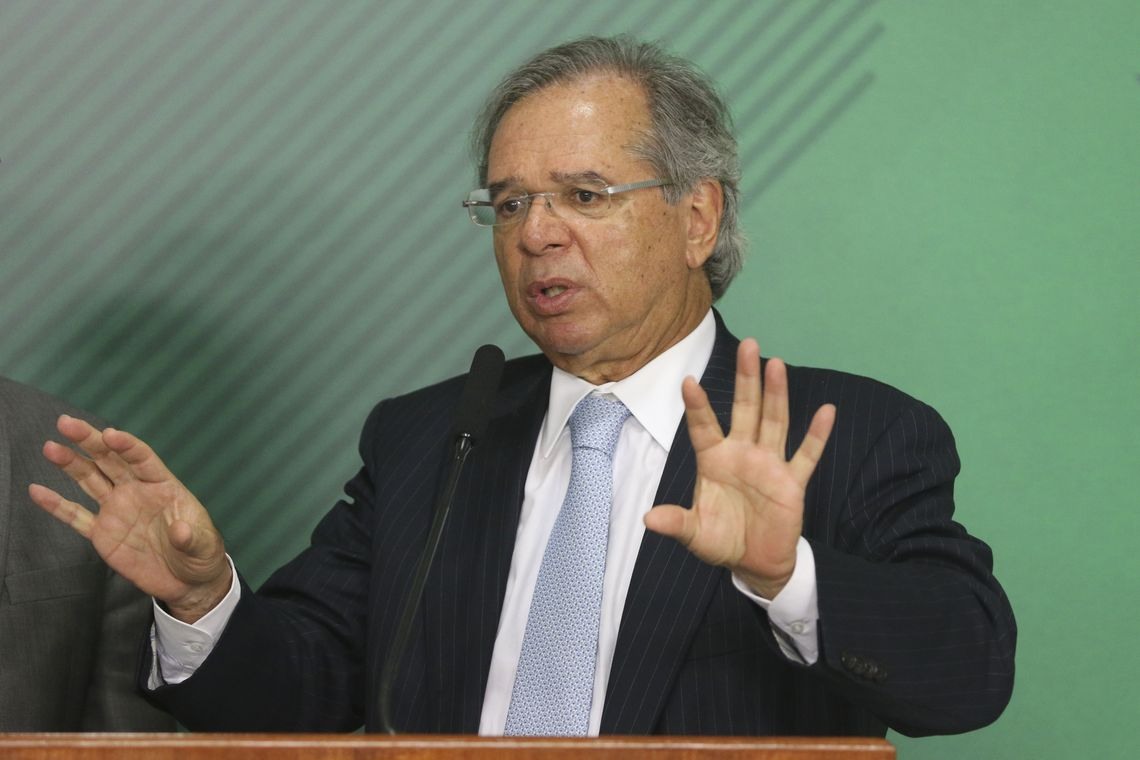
[167,518,223,561]
[644,504,698,547]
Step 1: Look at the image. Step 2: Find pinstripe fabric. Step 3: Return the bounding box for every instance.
[145,312,1014,736]
[608,333,1017,737]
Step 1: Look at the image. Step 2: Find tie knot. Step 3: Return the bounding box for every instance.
[568,394,630,458]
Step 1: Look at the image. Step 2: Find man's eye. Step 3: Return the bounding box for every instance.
[570,188,602,206]
[496,198,525,217]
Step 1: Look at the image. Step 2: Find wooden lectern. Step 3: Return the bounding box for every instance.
[0,734,894,759]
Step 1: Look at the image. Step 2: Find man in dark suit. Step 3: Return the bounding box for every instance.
[29,36,1015,738]
[1,376,174,731]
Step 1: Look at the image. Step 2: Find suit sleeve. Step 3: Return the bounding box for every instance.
[0,377,176,731]
[141,403,387,732]
[83,566,177,730]
[806,399,1017,736]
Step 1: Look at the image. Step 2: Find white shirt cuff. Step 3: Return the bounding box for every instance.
[148,555,241,688]
[731,536,820,665]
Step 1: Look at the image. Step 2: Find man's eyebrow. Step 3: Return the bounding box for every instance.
[486,171,611,197]
[550,170,609,186]
[486,177,522,198]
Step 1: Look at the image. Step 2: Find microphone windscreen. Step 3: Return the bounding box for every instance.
[451,344,505,441]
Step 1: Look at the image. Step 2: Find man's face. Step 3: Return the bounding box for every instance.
[487,75,716,383]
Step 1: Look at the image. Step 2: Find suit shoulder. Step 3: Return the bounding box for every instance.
[0,376,106,444]
[782,363,947,427]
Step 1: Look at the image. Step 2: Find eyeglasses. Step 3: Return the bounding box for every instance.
[462,178,671,228]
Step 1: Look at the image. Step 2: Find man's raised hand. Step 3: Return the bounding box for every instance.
[644,339,835,599]
[28,415,231,622]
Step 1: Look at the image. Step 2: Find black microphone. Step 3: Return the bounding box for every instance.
[450,343,506,444]
[378,344,505,734]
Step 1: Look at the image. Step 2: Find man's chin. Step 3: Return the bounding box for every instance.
[534,334,603,373]
[526,319,596,357]
[539,340,594,365]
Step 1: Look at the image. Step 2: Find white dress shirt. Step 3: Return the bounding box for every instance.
[152,310,820,731]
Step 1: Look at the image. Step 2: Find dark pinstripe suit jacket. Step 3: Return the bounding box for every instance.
[148,313,1016,737]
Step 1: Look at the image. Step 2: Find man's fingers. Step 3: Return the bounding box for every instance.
[57,415,133,485]
[789,404,836,485]
[681,376,725,452]
[644,504,698,547]
[42,439,114,502]
[55,413,102,445]
[27,483,96,538]
[102,427,175,484]
[57,416,175,486]
[758,358,790,452]
[728,339,762,442]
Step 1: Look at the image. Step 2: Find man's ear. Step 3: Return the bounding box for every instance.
[685,178,723,269]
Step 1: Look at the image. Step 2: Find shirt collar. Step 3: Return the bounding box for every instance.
[539,310,717,458]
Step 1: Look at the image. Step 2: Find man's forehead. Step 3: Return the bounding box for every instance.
[487,75,649,144]
[485,79,651,189]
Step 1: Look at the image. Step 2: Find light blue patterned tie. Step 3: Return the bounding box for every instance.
[504,394,631,736]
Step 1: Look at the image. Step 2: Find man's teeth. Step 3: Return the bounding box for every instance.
[542,286,567,297]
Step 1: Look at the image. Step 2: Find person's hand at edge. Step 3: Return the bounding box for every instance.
[29,414,232,623]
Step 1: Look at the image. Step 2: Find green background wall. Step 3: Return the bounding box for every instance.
[1,1,1136,756]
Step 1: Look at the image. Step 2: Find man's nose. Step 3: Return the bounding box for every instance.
[518,194,569,254]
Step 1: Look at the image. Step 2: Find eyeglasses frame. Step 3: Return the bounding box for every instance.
[461,178,672,228]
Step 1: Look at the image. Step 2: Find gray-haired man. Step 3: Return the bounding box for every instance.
[33,36,1015,737]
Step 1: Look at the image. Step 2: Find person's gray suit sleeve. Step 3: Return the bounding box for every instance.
[82,565,176,730]
[0,375,175,731]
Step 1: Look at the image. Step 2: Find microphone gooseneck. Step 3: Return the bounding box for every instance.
[378,344,505,734]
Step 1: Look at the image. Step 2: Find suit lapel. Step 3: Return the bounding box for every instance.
[601,316,739,733]
[422,358,550,732]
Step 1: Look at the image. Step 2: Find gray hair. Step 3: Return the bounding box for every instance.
[471,35,744,300]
